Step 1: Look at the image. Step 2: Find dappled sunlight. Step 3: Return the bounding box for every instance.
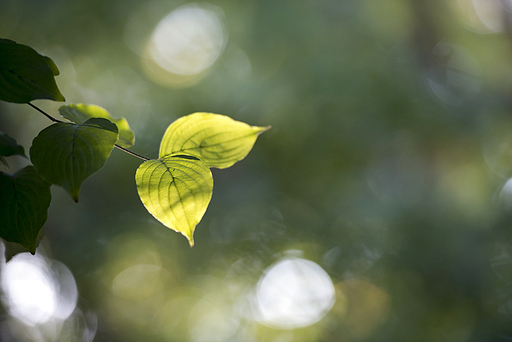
[423,300,477,342]
[451,0,507,33]
[5,0,512,340]
[499,178,512,211]
[0,253,77,325]
[327,215,399,276]
[251,254,336,329]
[188,292,241,342]
[489,243,512,284]
[361,0,413,40]
[112,264,165,300]
[435,144,494,221]
[100,233,178,330]
[0,245,96,342]
[366,132,425,208]
[223,46,253,81]
[155,276,244,341]
[482,116,512,179]
[334,279,391,340]
[71,58,151,130]
[142,3,227,88]
[426,42,481,107]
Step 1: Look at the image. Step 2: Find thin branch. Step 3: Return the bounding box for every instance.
[27,102,63,123]
[114,144,150,161]
[27,102,151,161]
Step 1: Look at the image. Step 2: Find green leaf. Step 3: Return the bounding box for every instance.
[0,131,26,158]
[0,166,51,254]
[159,113,270,169]
[136,154,213,246]
[30,118,118,201]
[59,103,135,148]
[0,38,65,103]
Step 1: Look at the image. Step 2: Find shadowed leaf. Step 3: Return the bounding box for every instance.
[0,166,51,254]
[0,38,65,103]
[0,131,26,158]
[30,118,118,201]
[60,103,135,148]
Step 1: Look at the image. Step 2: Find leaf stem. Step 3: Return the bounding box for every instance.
[114,144,149,161]
[27,103,150,161]
[27,102,63,123]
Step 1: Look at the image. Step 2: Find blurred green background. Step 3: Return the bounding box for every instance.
[3,0,512,341]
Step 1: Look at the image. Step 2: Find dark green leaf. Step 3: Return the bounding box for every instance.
[0,166,51,254]
[30,118,118,201]
[0,38,65,103]
[59,103,135,148]
[136,154,213,246]
[0,131,26,158]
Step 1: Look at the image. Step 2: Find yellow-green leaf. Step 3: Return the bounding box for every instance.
[30,118,118,201]
[159,113,270,169]
[136,154,213,246]
[59,103,135,148]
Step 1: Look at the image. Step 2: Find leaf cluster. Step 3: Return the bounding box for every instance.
[0,38,269,254]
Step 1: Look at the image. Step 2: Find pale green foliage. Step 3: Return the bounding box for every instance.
[159,113,270,169]
[135,113,269,246]
[0,166,51,254]
[60,103,135,148]
[136,154,213,246]
[30,118,118,202]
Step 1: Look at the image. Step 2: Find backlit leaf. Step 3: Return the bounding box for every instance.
[0,131,26,158]
[0,166,51,254]
[159,113,270,169]
[59,103,135,148]
[0,38,65,103]
[136,154,213,246]
[30,118,118,201]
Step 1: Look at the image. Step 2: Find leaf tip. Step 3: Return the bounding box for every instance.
[257,125,272,135]
[185,232,195,247]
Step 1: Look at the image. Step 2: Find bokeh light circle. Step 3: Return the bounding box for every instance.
[253,256,335,329]
[143,3,226,87]
[0,253,78,326]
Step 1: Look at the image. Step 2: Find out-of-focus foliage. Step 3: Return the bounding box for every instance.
[3,0,512,341]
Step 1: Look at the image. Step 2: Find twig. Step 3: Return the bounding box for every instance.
[114,144,149,161]
[27,103,63,123]
[27,102,150,161]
